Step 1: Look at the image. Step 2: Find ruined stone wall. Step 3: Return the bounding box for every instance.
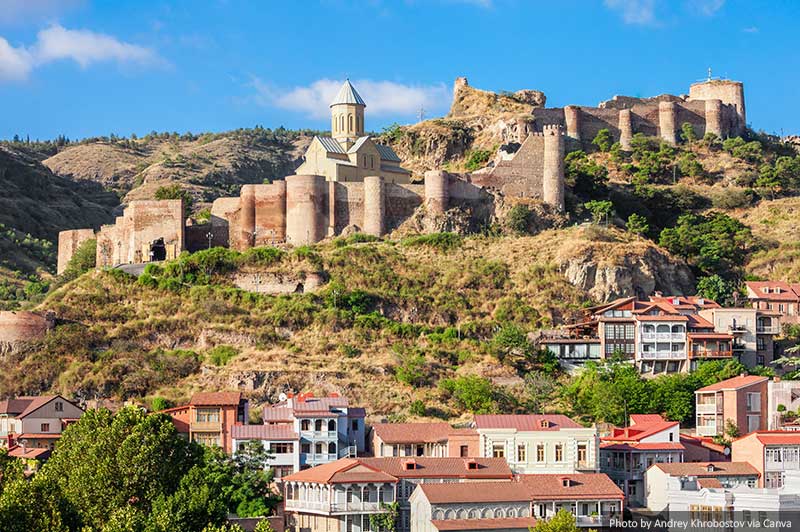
[474,134,546,199]
[95,200,184,266]
[386,184,424,231]
[57,228,95,275]
[333,182,365,234]
[0,311,52,354]
[211,197,241,250]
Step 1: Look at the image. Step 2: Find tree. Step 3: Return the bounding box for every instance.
[524,371,557,414]
[724,419,740,440]
[369,502,399,532]
[680,122,697,143]
[625,214,649,236]
[154,185,194,216]
[439,376,498,414]
[507,204,532,235]
[229,441,278,518]
[592,129,613,152]
[59,239,97,282]
[584,200,613,225]
[696,275,738,306]
[531,508,584,532]
[564,151,608,197]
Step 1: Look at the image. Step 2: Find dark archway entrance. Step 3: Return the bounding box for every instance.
[150,238,166,261]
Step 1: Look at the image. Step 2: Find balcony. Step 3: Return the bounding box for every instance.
[284,499,393,514]
[757,325,779,334]
[690,350,733,359]
[305,453,338,463]
[696,402,722,414]
[696,423,718,437]
[639,351,686,360]
[300,430,338,439]
[729,324,747,333]
[641,333,686,341]
[766,459,800,472]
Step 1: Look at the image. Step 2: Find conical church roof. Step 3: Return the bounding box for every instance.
[330,79,366,107]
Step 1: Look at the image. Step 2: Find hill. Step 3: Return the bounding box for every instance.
[3,228,692,419]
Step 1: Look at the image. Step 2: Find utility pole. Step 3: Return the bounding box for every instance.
[417,106,426,123]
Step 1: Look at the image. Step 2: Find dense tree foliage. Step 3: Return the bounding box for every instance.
[0,407,278,531]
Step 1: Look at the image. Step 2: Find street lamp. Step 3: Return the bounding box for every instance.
[206,231,213,249]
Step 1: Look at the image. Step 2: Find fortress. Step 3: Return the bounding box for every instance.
[56,77,747,272]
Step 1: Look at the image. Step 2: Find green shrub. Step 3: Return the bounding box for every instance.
[395,352,428,386]
[625,213,649,236]
[242,247,285,266]
[506,205,532,235]
[439,375,498,414]
[680,122,697,143]
[150,396,171,412]
[59,239,97,282]
[464,149,492,171]
[592,129,613,152]
[207,345,239,366]
[564,150,608,198]
[409,400,426,417]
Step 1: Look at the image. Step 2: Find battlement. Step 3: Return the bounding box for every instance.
[543,124,564,135]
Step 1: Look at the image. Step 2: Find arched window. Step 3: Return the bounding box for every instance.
[315,419,323,432]
[301,419,310,431]
[370,155,374,169]
[340,115,344,132]
[656,324,670,333]
[328,442,336,455]
[349,114,353,132]
[363,155,368,168]
[357,115,362,132]
[671,324,685,333]
[315,442,324,454]
[643,324,655,333]
[328,419,336,432]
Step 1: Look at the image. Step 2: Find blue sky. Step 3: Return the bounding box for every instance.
[0,0,798,140]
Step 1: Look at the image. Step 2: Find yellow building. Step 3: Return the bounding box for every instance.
[295,79,411,183]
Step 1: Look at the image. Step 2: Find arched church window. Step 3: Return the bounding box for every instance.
[349,114,353,132]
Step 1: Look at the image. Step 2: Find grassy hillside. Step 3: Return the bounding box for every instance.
[0,228,696,419]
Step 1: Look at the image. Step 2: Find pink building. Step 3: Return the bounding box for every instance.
[694,375,769,437]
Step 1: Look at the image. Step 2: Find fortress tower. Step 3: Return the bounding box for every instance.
[689,79,746,135]
[542,125,565,212]
[330,79,366,149]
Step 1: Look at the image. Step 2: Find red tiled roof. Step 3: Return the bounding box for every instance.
[283,457,512,483]
[635,314,689,322]
[282,458,398,484]
[372,422,456,444]
[696,375,768,393]
[0,398,34,415]
[686,314,717,330]
[602,414,678,443]
[520,473,624,500]
[630,414,668,425]
[17,433,61,440]
[432,517,538,531]
[753,431,800,445]
[474,414,583,431]
[680,434,728,454]
[232,424,298,441]
[601,442,685,451]
[649,461,758,477]
[688,332,734,340]
[697,478,723,489]
[190,392,242,406]
[417,481,532,503]
[7,446,51,459]
[746,281,799,301]
[291,396,349,412]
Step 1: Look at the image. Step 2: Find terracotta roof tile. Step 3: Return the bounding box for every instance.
[431,517,538,531]
[232,424,297,441]
[746,281,799,301]
[416,481,532,503]
[372,423,454,444]
[474,414,583,431]
[601,442,685,451]
[650,461,758,477]
[696,375,769,393]
[190,392,242,406]
[753,431,800,445]
[602,414,678,442]
[697,478,723,489]
[520,473,624,500]
[282,459,397,484]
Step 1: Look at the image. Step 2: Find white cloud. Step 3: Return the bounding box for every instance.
[0,24,160,81]
[604,0,656,25]
[691,0,725,16]
[252,78,451,119]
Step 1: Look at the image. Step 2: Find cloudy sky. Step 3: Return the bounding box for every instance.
[0,0,797,140]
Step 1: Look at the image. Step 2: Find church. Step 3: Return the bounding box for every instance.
[295,79,411,183]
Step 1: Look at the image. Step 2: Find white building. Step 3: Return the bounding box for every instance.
[473,414,598,474]
[232,393,366,477]
[768,379,800,430]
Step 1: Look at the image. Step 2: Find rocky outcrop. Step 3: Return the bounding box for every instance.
[448,77,545,119]
[558,241,695,302]
[232,271,325,294]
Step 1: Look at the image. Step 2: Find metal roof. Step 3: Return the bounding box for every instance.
[347,136,370,153]
[375,143,401,162]
[316,136,346,154]
[330,79,366,107]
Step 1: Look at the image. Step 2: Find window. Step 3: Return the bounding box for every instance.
[370,155,374,169]
[577,443,588,464]
[746,393,761,412]
[537,444,545,462]
[328,419,336,432]
[349,115,353,131]
[193,432,221,447]
[314,442,324,454]
[195,408,220,423]
[301,443,310,454]
[627,483,636,496]
[747,415,761,433]
[351,419,359,432]
[270,442,293,454]
[40,423,50,432]
[314,419,323,432]
[301,419,310,431]
[757,337,766,351]
[492,443,505,458]
[460,445,469,458]
[555,444,563,462]
[54,401,63,412]
[517,444,527,462]
[669,432,674,442]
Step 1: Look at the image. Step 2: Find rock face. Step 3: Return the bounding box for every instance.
[232,271,326,294]
[559,245,695,302]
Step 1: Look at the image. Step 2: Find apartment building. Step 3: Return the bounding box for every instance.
[600,414,684,507]
[473,414,598,474]
[732,431,800,488]
[0,395,84,456]
[409,474,623,531]
[370,423,479,458]
[281,457,513,532]
[644,461,760,512]
[163,391,248,454]
[231,393,366,475]
[699,307,779,367]
[694,375,769,437]
[745,281,800,324]
[767,378,800,430]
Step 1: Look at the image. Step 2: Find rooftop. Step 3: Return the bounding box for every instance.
[650,461,759,477]
[231,424,298,441]
[330,79,366,107]
[416,481,533,504]
[371,422,472,444]
[431,517,538,531]
[474,414,583,431]
[696,375,769,393]
[190,391,243,406]
[520,473,624,500]
[602,414,678,443]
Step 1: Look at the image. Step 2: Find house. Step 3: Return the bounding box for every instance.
[694,374,769,437]
[679,434,730,462]
[731,431,800,488]
[473,414,599,474]
[745,281,800,323]
[162,391,248,454]
[409,473,623,531]
[699,307,779,367]
[767,378,800,430]
[600,414,684,507]
[294,79,411,184]
[0,395,84,455]
[231,393,366,476]
[659,469,800,524]
[281,457,513,532]
[644,461,760,512]
[370,423,479,458]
